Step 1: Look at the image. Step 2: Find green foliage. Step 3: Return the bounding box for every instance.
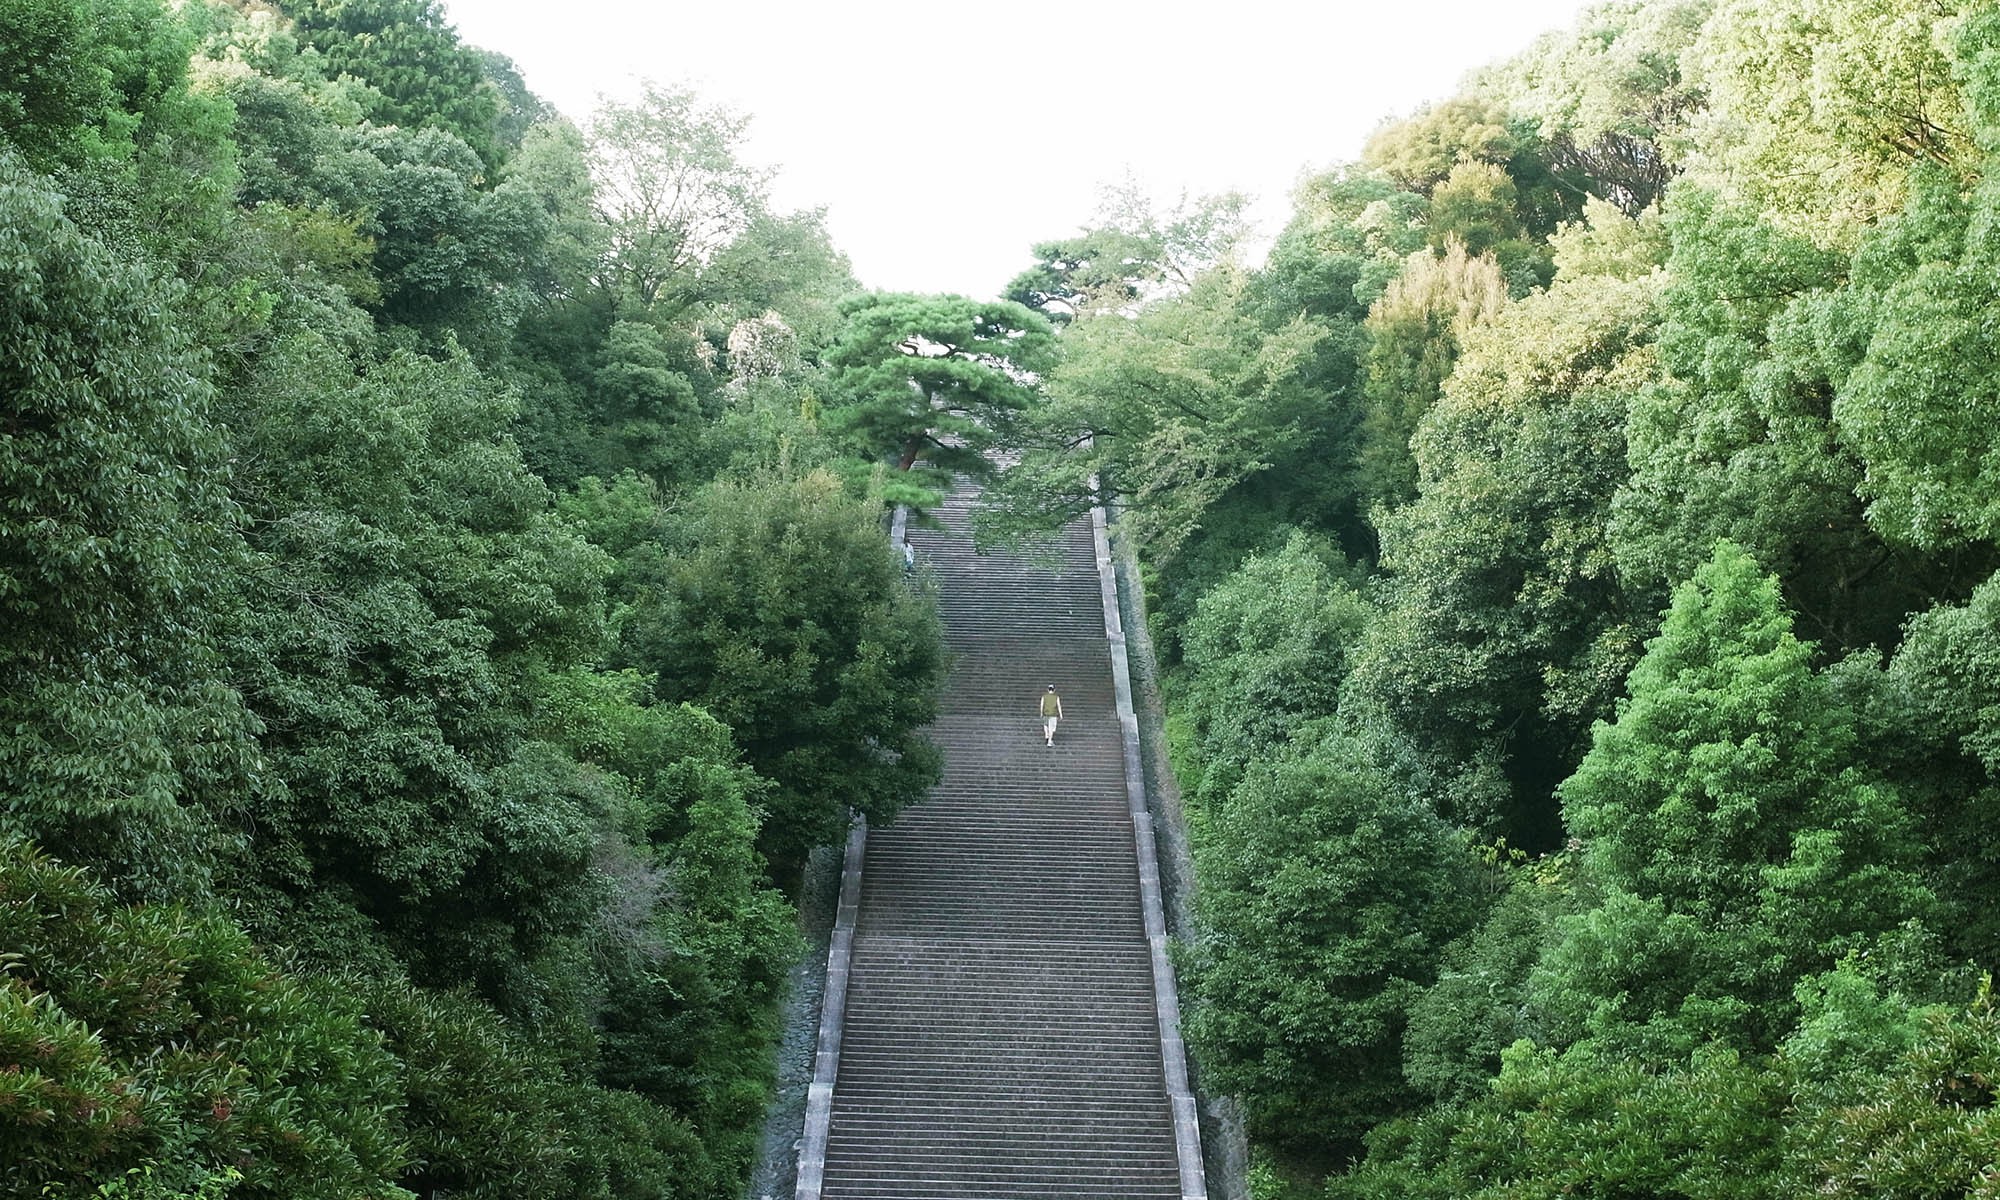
[1425,161,1525,258]
[496,117,603,297]
[1005,225,1163,323]
[1685,0,1982,242]
[1482,1041,1788,1200]
[1608,187,1954,653]
[1354,240,1508,509]
[1827,155,2000,549]
[823,291,1055,489]
[1896,568,2000,750]
[525,670,802,1174]
[1331,1042,1790,1200]
[83,1163,244,1200]
[0,841,408,1199]
[1347,248,1660,839]
[1964,4,2000,157]
[348,123,548,339]
[1004,186,1248,323]
[1260,170,1425,325]
[553,471,673,576]
[1789,978,2000,1200]
[1138,493,1336,668]
[0,0,195,170]
[1548,195,1670,281]
[586,82,770,311]
[1780,964,1929,1113]
[1835,569,2000,966]
[997,266,1356,561]
[218,333,617,1012]
[1177,533,1371,807]
[199,54,366,216]
[1546,542,1936,1052]
[619,470,945,878]
[0,4,872,1194]
[358,978,712,1200]
[1066,0,2000,1189]
[1360,92,1578,252]
[1363,96,1519,196]
[507,200,844,498]
[1182,735,1476,1155]
[1402,855,1580,1102]
[1489,0,1708,215]
[0,153,257,899]
[595,726,800,1181]
[1340,970,1999,1200]
[287,0,504,173]
[586,319,705,482]
[25,0,2000,1193]
[475,49,547,157]
[702,209,858,351]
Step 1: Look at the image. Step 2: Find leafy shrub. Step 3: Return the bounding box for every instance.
[0,840,407,1199]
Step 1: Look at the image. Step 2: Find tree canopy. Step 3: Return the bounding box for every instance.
[0,1,939,1194]
[990,2,2000,1195]
[822,291,1055,498]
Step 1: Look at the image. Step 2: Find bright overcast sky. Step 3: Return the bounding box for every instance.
[443,0,1599,298]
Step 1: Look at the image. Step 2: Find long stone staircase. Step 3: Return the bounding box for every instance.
[800,483,1201,1200]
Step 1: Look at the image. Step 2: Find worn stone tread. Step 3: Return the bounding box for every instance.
[818,480,1182,1199]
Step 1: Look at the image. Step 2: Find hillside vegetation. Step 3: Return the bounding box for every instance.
[989,1,2000,1193]
[0,0,960,1194]
[7,0,2000,1196]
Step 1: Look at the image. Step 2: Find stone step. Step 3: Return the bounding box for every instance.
[824,1146,1176,1169]
[830,1059,1167,1077]
[824,1152,1176,1168]
[841,978,1155,997]
[839,1013,1154,1028]
[826,1111,1174,1134]
[815,478,1186,1200]
[824,1134,1176,1160]
[822,1175,1177,1194]
[851,884,1144,906]
[825,1150,1177,1173]
[860,845,1138,866]
[881,806,1129,824]
[820,1175,1177,1199]
[839,1016,1160,1037]
[852,917,1148,939]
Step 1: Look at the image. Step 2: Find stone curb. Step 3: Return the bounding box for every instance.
[1092,501,1208,1200]
[794,505,908,1200]
[794,815,866,1200]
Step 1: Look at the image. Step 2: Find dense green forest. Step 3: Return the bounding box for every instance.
[8,0,2000,1196]
[0,0,967,1193]
[991,0,2000,1194]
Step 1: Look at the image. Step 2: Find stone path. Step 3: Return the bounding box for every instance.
[801,481,1200,1199]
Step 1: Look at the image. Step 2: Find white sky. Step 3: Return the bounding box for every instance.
[442,0,1599,298]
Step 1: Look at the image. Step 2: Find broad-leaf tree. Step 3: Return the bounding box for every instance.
[1182,733,1475,1158]
[1348,209,1663,841]
[618,470,946,879]
[0,154,258,900]
[587,82,770,312]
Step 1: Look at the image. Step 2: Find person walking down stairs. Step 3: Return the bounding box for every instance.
[1040,684,1063,746]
